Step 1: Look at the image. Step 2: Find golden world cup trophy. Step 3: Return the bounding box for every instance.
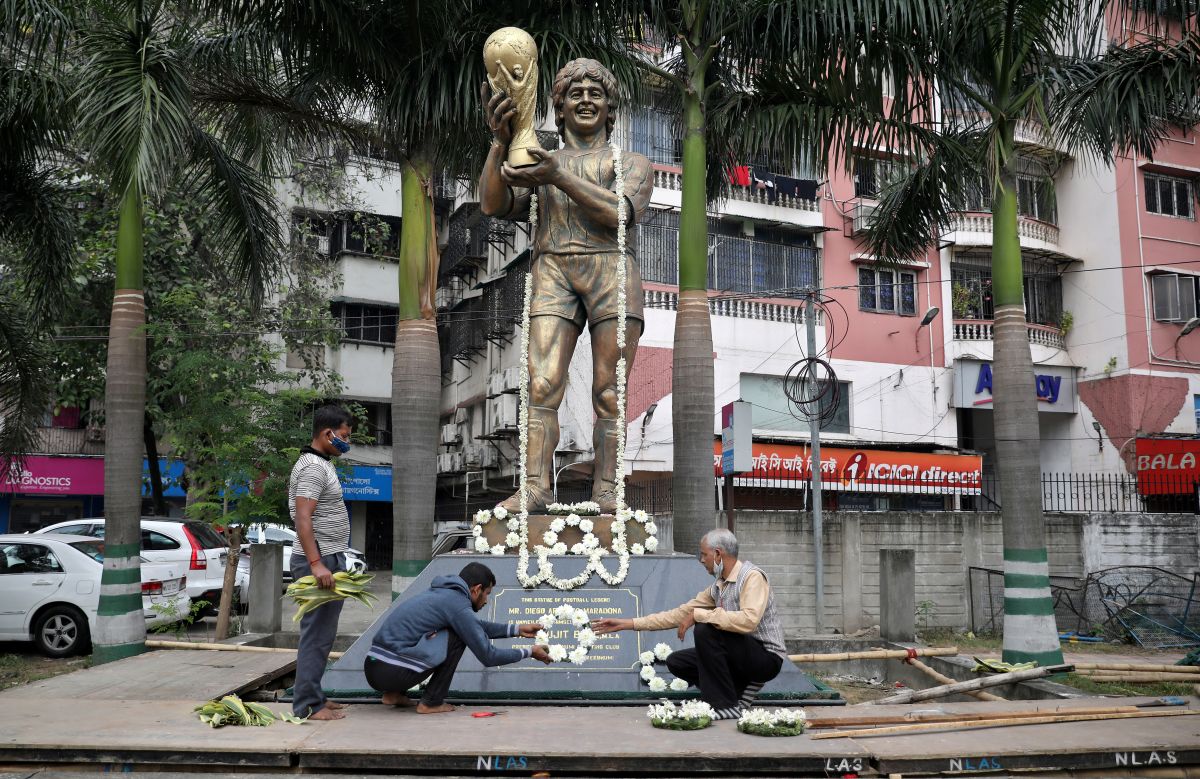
[483,27,543,168]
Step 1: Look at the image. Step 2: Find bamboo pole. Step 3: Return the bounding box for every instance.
[1072,663,1199,674]
[146,639,344,660]
[788,647,958,663]
[1078,673,1200,683]
[810,707,1200,740]
[904,657,1005,701]
[806,705,1144,729]
[867,664,1073,705]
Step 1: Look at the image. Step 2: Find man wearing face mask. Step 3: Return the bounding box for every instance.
[289,404,355,720]
[591,529,786,719]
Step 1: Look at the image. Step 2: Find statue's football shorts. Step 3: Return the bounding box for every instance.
[529,251,645,331]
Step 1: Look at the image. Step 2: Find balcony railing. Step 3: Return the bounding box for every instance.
[953,319,1066,349]
[34,426,104,455]
[643,289,818,324]
[637,224,820,295]
[949,212,1060,247]
[652,168,820,213]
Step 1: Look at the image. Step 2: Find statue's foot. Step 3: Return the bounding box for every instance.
[591,489,619,515]
[497,484,552,515]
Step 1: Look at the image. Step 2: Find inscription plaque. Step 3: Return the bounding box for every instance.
[489,588,642,671]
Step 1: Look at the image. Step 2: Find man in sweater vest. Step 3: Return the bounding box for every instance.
[592,529,787,719]
[365,563,552,713]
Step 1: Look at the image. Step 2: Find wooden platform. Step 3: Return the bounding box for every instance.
[1,652,1198,776]
[0,649,295,702]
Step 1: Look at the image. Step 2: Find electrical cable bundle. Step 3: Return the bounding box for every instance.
[782,293,848,426]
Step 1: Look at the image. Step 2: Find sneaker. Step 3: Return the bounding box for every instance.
[591,489,618,514]
[497,484,552,514]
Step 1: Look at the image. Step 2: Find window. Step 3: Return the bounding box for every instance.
[335,303,398,346]
[858,266,917,315]
[853,156,905,200]
[958,174,1056,224]
[740,374,852,435]
[1146,173,1195,219]
[0,543,63,574]
[952,255,1062,326]
[46,523,91,536]
[141,530,180,551]
[1151,273,1200,322]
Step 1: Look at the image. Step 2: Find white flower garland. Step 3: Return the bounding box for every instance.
[500,144,640,590]
[531,604,594,665]
[637,642,688,693]
[647,700,715,730]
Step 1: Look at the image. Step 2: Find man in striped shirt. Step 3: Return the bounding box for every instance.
[290,404,355,720]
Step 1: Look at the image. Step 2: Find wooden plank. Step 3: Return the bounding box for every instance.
[0,650,295,702]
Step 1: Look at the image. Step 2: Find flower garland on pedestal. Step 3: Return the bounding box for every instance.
[637,642,688,693]
[531,604,594,665]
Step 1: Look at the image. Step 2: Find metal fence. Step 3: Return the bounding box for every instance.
[969,565,1200,649]
[636,224,820,295]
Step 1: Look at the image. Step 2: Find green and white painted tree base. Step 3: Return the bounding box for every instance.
[1001,547,1064,666]
[93,541,146,664]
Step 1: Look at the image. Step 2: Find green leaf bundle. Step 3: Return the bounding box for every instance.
[286,571,377,621]
[194,694,306,727]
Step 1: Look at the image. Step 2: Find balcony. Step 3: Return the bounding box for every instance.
[953,319,1066,350]
[33,426,104,456]
[643,289,817,324]
[947,212,1061,252]
[637,223,820,295]
[651,168,820,213]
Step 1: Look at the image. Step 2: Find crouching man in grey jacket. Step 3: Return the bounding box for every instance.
[364,562,551,713]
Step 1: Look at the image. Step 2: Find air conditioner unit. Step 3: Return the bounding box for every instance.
[453,407,468,425]
[440,424,462,446]
[478,446,499,469]
[437,453,455,473]
[503,365,521,393]
[490,394,519,432]
[463,446,483,468]
[486,372,504,398]
[557,425,587,453]
[852,202,877,235]
[435,287,453,311]
[450,452,464,472]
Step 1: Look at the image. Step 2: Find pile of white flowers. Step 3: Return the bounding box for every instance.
[546,501,600,516]
[532,604,593,665]
[637,642,687,693]
[471,505,659,589]
[736,707,807,737]
[647,700,715,731]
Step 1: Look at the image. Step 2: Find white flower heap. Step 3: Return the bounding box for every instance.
[637,642,687,692]
[736,708,807,737]
[647,700,716,731]
[532,604,593,665]
[546,501,600,516]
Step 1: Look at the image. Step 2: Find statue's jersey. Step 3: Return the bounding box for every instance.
[512,146,654,257]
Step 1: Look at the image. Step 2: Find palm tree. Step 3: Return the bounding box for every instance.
[5,0,356,662]
[615,1,944,553]
[850,0,1199,664]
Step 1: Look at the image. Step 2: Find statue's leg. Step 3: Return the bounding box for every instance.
[589,316,642,512]
[497,314,579,513]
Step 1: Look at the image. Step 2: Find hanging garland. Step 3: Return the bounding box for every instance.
[500,143,641,590]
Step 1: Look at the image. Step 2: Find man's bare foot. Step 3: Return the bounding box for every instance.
[416,702,456,714]
[324,700,349,710]
[381,691,416,707]
[308,707,346,720]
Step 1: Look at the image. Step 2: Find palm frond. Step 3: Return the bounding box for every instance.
[75,8,195,197]
[0,162,78,322]
[1049,31,1200,162]
[182,128,284,306]
[0,291,53,460]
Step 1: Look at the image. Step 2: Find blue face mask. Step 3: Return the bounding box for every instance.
[329,432,351,455]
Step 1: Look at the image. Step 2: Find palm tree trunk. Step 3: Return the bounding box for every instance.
[94,186,147,664]
[671,69,716,554]
[391,157,438,597]
[991,162,1063,667]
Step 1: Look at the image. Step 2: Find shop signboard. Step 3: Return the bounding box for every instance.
[952,359,1078,413]
[1134,437,1200,495]
[0,456,104,495]
[710,441,983,495]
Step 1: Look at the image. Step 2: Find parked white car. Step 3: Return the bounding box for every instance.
[36,518,229,610]
[0,533,190,657]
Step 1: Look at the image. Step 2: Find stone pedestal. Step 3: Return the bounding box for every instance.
[320,554,838,704]
[480,514,651,552]
[246,544,283,634]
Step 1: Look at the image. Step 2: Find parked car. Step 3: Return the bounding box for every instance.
[0,533,190,657]
[36,518,228,610]
[235,523,366,604]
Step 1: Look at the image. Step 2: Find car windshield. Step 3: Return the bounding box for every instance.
[69,539,105,562]
[184,521,225,549]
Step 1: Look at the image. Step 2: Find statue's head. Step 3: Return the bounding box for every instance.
[551,58,619,139]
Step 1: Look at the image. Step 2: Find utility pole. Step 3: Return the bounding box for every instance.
[805,289,825,634]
